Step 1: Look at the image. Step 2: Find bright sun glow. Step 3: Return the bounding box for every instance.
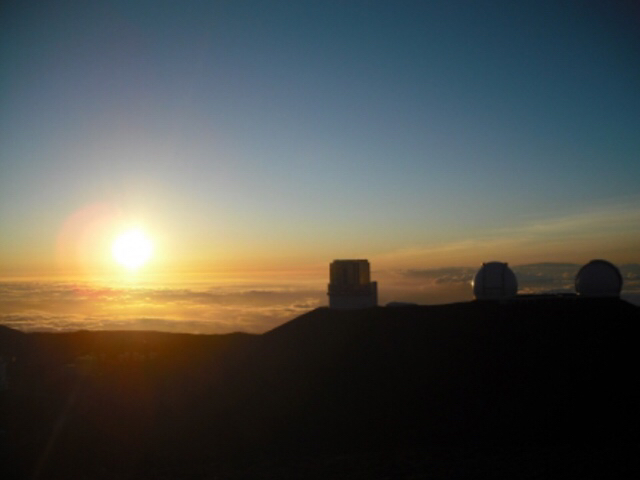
[112,229,153,270]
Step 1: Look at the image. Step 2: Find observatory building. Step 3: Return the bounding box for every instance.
[575,259,623,297]
[472,261,518,300]
[328,259,378,309]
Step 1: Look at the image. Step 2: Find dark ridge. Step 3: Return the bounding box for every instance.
[0,326,27,361]
[1,298,639,478]
[0,324,26,342]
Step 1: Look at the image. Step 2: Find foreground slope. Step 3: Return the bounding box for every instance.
[227,299,640,450]
[1,298,639,478]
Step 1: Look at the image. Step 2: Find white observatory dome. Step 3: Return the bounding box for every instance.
[472,262,518,300]
[575,259,622,297]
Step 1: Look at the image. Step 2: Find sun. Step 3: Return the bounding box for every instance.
[112,228,153,270]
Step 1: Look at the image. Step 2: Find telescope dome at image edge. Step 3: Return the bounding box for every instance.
[472,261,518,300]
[575,259,623,297]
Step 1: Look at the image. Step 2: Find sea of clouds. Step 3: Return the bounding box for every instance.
[1,263,638,333]
[0,281,326,334]
[384,263,640,305]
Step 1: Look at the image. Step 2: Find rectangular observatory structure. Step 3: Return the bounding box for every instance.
[328,259,378,309]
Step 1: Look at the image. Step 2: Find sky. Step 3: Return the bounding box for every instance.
[1,1,639,332]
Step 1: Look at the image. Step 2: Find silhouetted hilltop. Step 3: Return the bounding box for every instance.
[225,299,639,450]
[1,298,639,478]
[0,325,26,355]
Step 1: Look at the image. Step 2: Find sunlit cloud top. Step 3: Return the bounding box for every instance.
[1,263,639,333]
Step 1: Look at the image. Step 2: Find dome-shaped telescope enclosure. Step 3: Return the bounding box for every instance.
[575,259,623,297]
[473,262,518,300]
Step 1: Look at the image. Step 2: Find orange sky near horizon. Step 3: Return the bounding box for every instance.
[2,2,640,289]
[2,196,639,284]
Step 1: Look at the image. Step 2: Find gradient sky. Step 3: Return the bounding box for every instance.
[2,0,640,282]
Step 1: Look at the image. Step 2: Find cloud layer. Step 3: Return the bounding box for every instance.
[0,281,325,334]
[2,263,638,333]
[379,263,640,305]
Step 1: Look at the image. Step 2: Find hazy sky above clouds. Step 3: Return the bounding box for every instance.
[1,2,639,294]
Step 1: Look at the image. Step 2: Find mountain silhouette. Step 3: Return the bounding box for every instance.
[1,298,639,478]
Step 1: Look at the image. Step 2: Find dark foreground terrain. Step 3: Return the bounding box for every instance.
[1,298,639,478]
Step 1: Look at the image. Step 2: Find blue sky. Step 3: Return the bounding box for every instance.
[1,0,639,277]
